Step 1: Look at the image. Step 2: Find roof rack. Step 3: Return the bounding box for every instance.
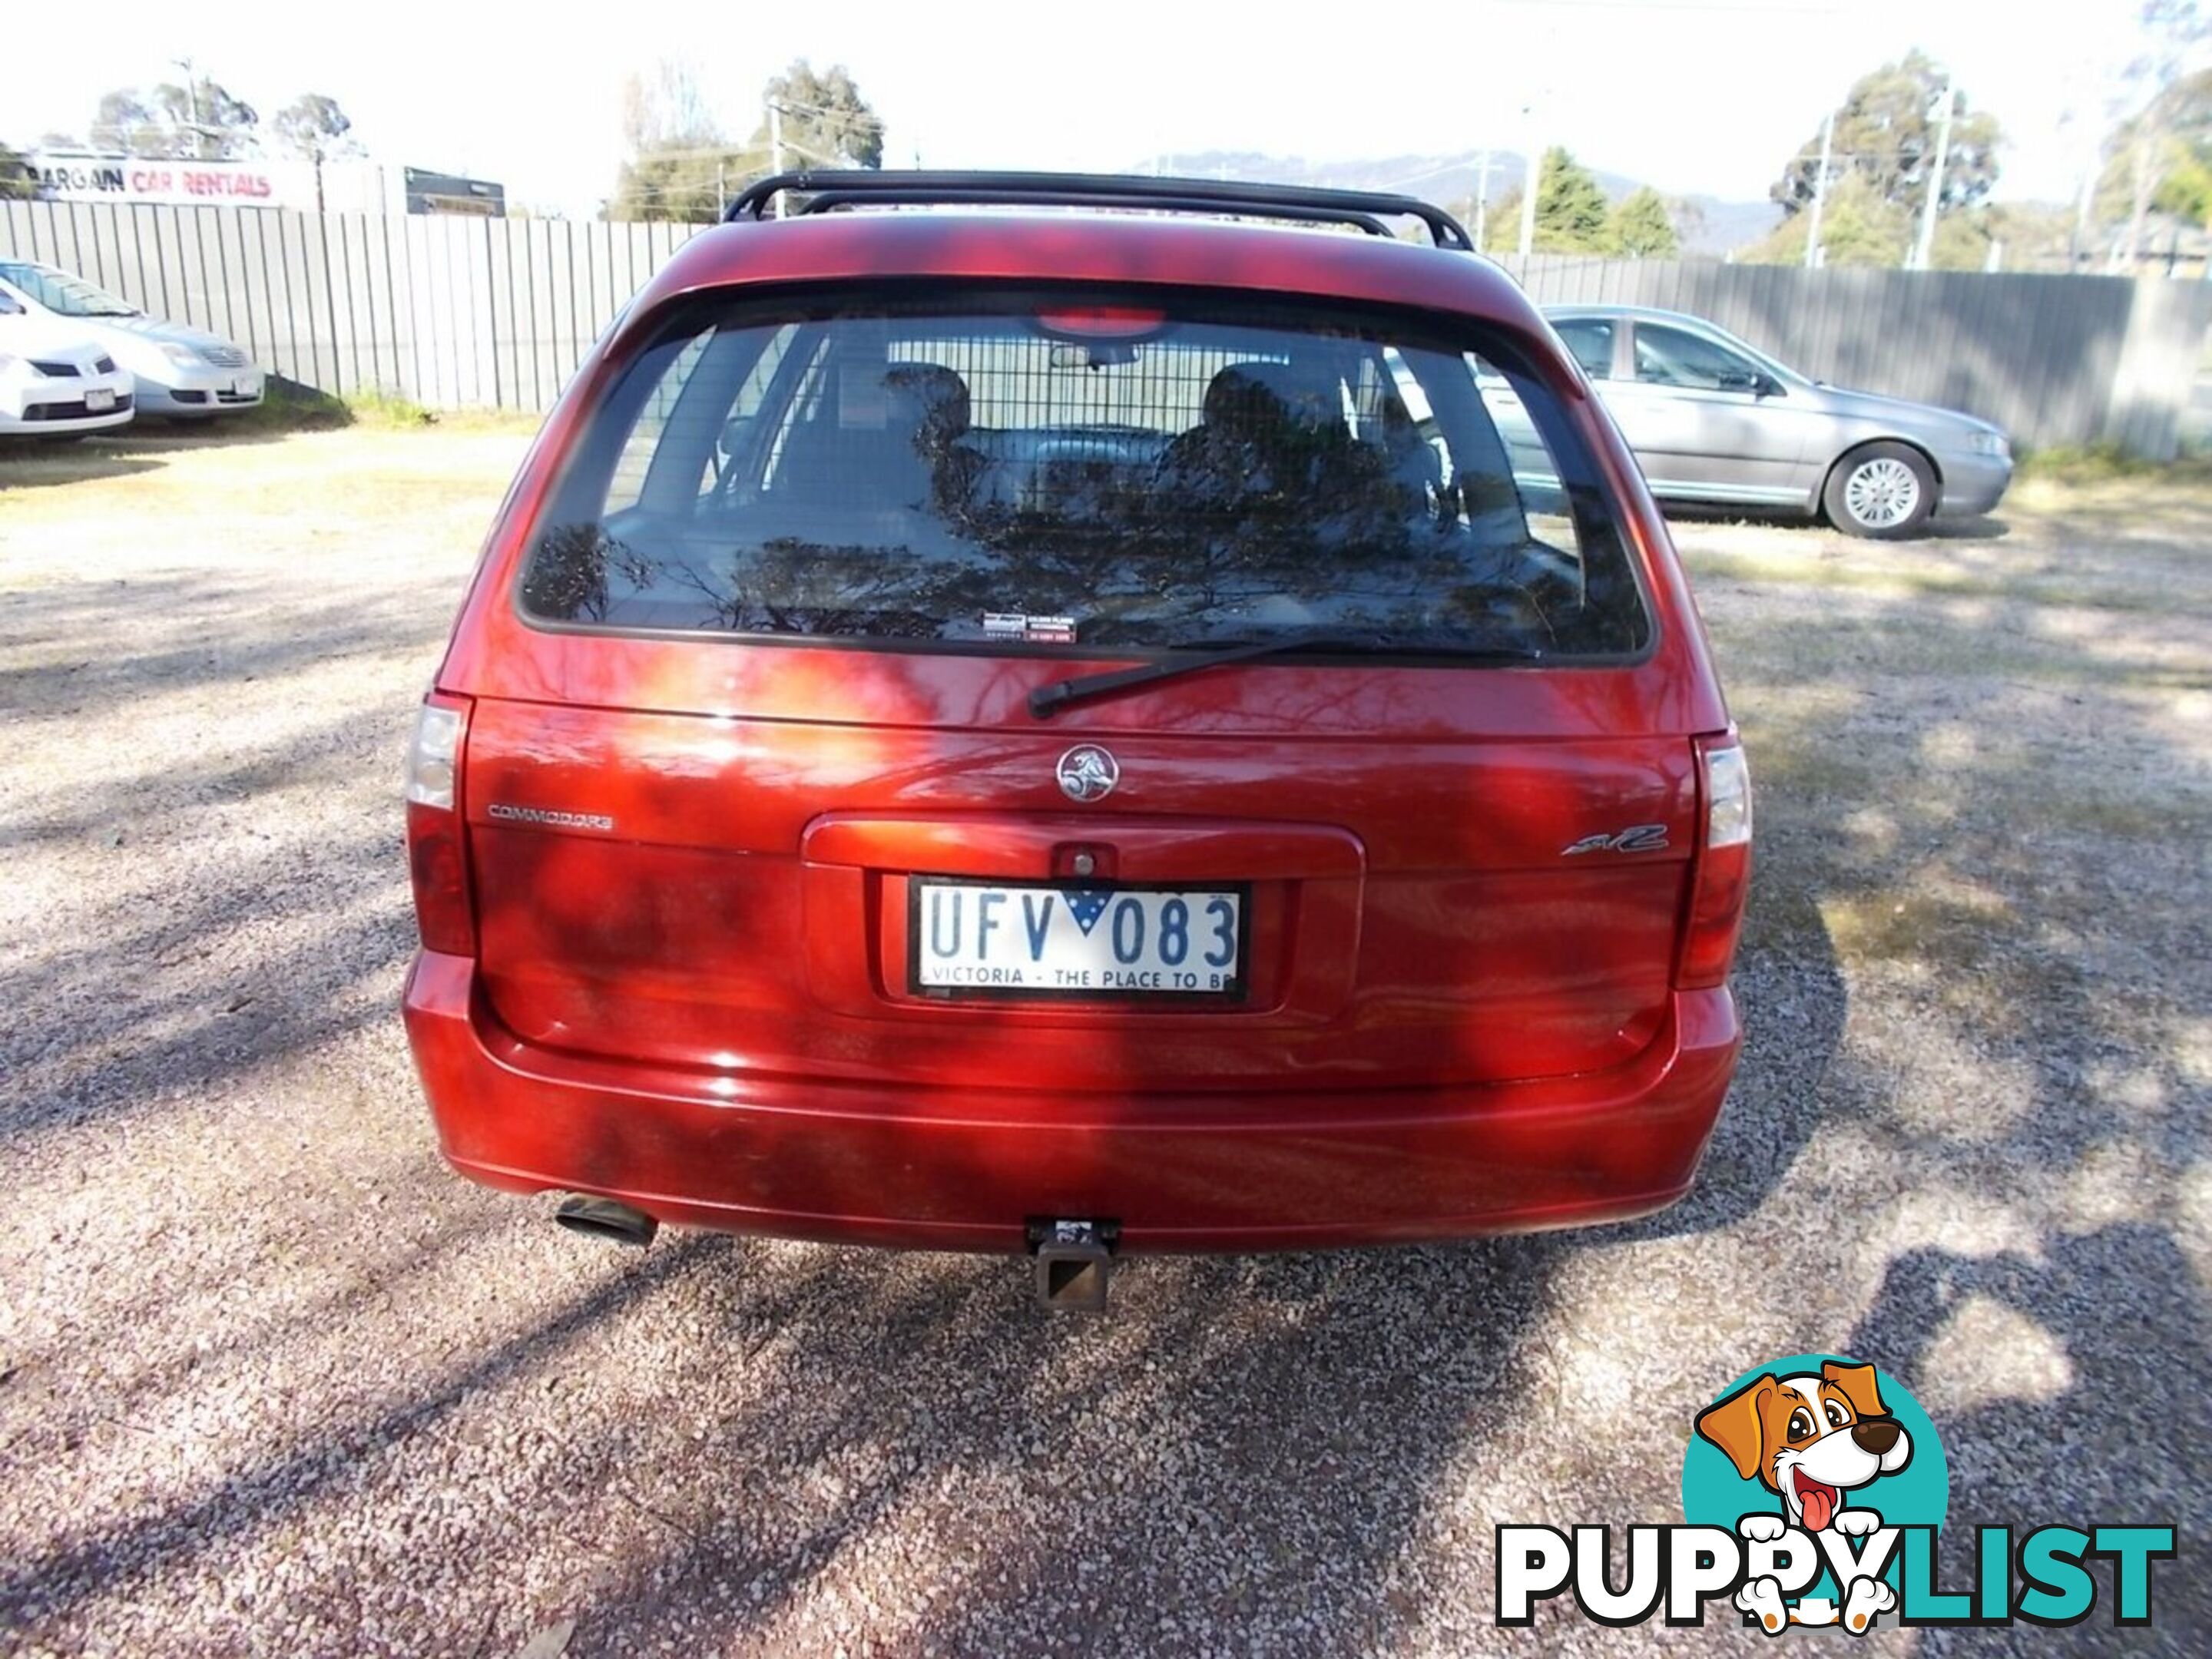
[724,170,1475,251]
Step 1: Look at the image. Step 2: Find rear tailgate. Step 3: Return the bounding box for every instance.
[443,246,1728,1101]
[463,691,1694,1092]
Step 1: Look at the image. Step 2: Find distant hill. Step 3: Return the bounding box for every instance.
[1136,150,1780,257]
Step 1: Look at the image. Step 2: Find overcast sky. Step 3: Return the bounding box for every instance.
[0,0,2161,213]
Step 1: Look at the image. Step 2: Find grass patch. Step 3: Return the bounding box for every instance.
[1712,618,2191,690]
[1732,737,1879,801]
[340,389,443,429]
[228,379,539,435]
[2013,443,2212,487]
[1821,889,2017,970]
[352,394,538,435]
[2034,793,2212,839]
[1681,548,2178,616]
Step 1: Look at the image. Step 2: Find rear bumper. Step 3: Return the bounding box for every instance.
[402,950,1741,1254]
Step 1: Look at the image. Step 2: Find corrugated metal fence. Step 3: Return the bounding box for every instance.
[0,200,699,415]
[1505,254,2212,460]
[6,200,2208,456]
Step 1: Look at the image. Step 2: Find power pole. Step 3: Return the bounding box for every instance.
[1518,114,1541,260]
[171,57,202,159]
[2071,159,2097,270]
[1475,147,1492,249]
[1911,81,1956,271]
[767,101,786,219]
[1804,108,1834,270]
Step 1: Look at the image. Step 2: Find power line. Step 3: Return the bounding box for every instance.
[1485,0,1844,11]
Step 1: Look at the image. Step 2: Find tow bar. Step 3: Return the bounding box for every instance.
[1028,1217,1118,1312]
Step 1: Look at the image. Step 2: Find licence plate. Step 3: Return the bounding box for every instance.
[233,376,260,397]
[910,879,1247,1000]
[84,388,115,412]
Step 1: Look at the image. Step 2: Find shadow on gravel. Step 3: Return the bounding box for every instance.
[0,382,356,492]
[0,1246,702,1623]
[1854,1227,2212,1649]
[1659,502,2012,544]
[1674,535,2211,1652]
[560,1233,1578,1656]
[8,488,2210,1654]
[0,439,166,488]
[0,576,442,736]
[0,578,445,1150]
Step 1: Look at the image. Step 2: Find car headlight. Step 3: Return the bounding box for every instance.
[1969,430,2011,459]
[160,343,203,368]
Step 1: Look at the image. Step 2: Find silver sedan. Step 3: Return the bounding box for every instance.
[0,261,266,422]
[1542,305,2012,538]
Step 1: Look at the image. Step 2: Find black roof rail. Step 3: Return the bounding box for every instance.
[724,170,1475,251]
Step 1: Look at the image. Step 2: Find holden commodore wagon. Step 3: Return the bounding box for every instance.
[402,171,1750,1306]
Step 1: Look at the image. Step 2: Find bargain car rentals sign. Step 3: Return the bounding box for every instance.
[25,153,317,210]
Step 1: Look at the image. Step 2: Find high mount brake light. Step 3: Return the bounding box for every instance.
[1034,305,1169,340]
[1679,733,1751,990]
[406,694,476,957]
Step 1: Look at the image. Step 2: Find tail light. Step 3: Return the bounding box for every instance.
[1677,732,1752,989]
[406,692,476,956]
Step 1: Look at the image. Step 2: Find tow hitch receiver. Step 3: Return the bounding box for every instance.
[1028,1218,1118,1312]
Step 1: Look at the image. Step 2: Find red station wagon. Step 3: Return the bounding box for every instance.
[402,172,1750,1308]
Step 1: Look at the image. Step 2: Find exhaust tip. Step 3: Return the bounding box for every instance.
[555,1194,659,1247]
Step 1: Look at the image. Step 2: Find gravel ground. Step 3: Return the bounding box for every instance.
[1,429,2205,1657]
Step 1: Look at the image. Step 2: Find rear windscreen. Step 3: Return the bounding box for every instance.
[521,289,1650,661]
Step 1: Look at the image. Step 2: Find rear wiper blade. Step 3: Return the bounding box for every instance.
[1027,629,1541,719]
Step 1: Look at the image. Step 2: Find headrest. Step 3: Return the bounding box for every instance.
[1202,359,1340,432]
[884,362,972,442]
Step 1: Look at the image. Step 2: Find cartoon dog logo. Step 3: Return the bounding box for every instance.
[1695,1360,1914,1634]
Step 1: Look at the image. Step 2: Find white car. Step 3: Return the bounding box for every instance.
[0,260,264,421]
[0,285,135,439]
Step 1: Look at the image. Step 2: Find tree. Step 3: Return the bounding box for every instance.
[1608,187,1679,257]
[1530,147,1612,251]
[154,78,258,159]
[625,58,720,154]
[753,61,884,170]
[0,141,34,200]
[88,78,257,159]
[273,94,363,211]
[2155,133,2212,222]
[273,94,359,165]
[1742,173,1910,266]
[608,60,750,223]
[1480,188,1523,253]
[90,90,167,157]
[1482,148,1617,254]
[2105,8,2212,264]
[608,58,883,223]
[1671,197,1710,253]
[1773,51,2002,223]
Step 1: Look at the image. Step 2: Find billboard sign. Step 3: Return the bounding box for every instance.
[25,152,321,210]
